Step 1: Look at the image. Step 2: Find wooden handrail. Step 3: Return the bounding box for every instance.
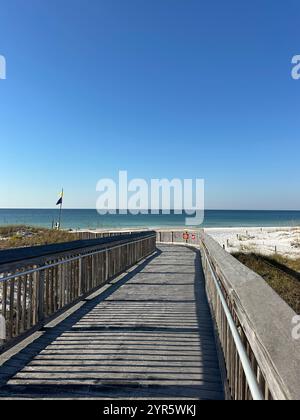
[156,228,300,400]
[0,231,156,351]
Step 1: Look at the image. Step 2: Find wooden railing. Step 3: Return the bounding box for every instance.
[0,231,156,350]
[156,229,202,245]
[73,231,137,240]
[1,226,299,400]
[200,238,263,400]
[156,229,300,400]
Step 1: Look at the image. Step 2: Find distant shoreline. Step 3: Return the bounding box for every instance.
[1,224,299,259]
[74,226,300,232]
[73,226,300,260]
[0,208,300,230]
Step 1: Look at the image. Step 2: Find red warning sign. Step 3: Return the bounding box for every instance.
[183,232,189,241]
[191,234,196,240]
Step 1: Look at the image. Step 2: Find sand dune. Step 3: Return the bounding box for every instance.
[205,227,300,259]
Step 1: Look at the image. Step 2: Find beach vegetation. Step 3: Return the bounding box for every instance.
[233,252,300,314]
[0,225,76,249]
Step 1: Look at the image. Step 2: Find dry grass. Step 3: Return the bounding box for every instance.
[234,253,300,314]
[0,225,76,249]
[270,254,300,273]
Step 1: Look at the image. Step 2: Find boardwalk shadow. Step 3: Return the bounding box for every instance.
[0,245,224,400]
[0,252,160,386]
[191,246,224,400]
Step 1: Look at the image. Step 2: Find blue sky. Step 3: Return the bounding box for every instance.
[0,0,299,210]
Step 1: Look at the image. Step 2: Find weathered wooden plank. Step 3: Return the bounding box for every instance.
[0,244,224,400]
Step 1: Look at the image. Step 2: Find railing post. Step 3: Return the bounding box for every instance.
[32,269,38,325]
[78,257,82,296]
[105,249,109,281]
[38,269,45,322]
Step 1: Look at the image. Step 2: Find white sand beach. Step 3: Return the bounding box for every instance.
[205,227,300,259]
[74,226,300,259]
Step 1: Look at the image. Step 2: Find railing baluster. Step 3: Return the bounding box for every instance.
[38,269,45,322]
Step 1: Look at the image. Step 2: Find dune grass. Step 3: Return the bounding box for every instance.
[0,225,76,249]
[271,254,300,273]
[234,253,300,314]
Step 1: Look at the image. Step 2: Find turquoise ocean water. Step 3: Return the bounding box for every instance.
[0,209,299,230]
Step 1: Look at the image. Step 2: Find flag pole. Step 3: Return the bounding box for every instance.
[58,188,63,230]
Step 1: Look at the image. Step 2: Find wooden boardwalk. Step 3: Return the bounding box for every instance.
[0,245,224,400]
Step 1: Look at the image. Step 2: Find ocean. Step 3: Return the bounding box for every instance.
[0,209,299,230]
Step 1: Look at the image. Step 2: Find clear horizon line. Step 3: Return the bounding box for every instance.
[0,208,299,212]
